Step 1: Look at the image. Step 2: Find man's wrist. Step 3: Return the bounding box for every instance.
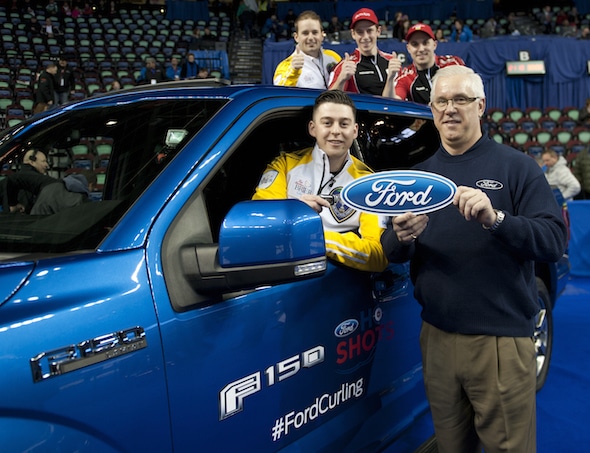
[482,209,505,231]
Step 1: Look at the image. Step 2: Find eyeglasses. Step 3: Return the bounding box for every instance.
[430,96,480,111]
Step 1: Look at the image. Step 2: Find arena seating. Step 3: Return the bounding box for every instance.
[0,5,232,129]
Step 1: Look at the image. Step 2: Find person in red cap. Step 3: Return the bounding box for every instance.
[392,23,465,104]
[328,8,401,96]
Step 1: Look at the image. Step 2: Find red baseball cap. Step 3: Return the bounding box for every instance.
[350,8,379,29]
[405,23,436,41]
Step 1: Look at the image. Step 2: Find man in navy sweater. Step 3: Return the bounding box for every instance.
[381,65,567,453]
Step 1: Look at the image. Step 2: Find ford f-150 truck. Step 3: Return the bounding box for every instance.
[0,83,569,452]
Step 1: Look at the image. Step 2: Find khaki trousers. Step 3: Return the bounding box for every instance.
[420,321,537,453]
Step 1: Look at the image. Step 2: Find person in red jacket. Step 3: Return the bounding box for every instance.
[392,23,465,104]
[328,8,401,96]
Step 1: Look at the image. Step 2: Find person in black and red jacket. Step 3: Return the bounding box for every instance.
[329,8,401,97]
[392,23,465,105]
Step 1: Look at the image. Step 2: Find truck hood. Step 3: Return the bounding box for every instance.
[0,261,35,307]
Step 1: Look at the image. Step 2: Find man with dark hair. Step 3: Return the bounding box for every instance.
[6,156,96,214]
[34,62,58,113]
[392,23,465,104]
[136,57,165,85]
[253,90,387,272]
[180,53,199,80]
[329,8,401,96]
[54,56,76,105]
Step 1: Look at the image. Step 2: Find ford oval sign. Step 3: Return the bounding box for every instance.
[341,170,457,215]
[334,319,359,338]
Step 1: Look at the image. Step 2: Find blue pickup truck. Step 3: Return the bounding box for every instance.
[0,83,569,452]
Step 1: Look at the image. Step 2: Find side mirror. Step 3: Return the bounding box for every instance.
[183,199,327,294]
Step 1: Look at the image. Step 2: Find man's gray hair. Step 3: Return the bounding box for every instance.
[431,65,485,99]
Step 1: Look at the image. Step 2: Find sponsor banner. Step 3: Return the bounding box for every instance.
[341,170,457,215]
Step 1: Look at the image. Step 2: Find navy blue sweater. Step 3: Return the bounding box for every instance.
[381,136,567,337]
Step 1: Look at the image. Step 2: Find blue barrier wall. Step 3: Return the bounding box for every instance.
[567,200,590,277]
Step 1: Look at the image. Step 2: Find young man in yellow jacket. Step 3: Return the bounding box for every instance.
[253,90,387,272]
[273,11,341,89]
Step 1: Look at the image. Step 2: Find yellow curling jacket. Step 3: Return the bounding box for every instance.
[273,48,341,89]
[253,145,388,272]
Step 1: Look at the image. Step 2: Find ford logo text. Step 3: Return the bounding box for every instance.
[334,319,359,338]
[341,170,457,215]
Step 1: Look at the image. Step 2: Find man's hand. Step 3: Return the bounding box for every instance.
[291,45,305,70]
[300,194,331,213]
[392,212,429,244]
[330,52,357,90]
[386,52,401,79]
[453,186,496,227]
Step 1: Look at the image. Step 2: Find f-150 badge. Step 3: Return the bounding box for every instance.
[30,327,147,383]
[341,170,457,215]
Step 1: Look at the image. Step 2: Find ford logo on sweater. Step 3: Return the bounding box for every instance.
[341,170,457,215]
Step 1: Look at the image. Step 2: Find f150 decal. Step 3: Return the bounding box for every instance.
[30,327,147,383]
[219,345,325,420]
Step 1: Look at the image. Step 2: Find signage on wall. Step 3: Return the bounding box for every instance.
[506,50,546,75]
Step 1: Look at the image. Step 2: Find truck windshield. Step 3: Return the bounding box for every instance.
[0,98,226,257]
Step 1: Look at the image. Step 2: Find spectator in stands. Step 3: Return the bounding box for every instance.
[434,28,447,42]
[19,0,35,16]
[560,19,578,37]
[541,5,553,34]
[450,19,473,42]
[29,170,97,215]
[329,8,400,96]
[201,27,217,43]
[54,56,75,106]
[198,68,211,79]
[136,57,165,85]
[96,0,109,18]
[4,149,51,213]
[71,4,81,19]
[34,62,58,113]
[541,149,581,201]
[189,29,203,50]
[392,11,405,40]
[257,0,270,31]
[45,0,59,16]
[274,10,341,89]
[392,23,465,104]
[578,98,590,125]
[480,17,498,38]
[284,8,297,36]
[108,0,118,18]
[504,12,519,35]
[166,57,181,81]
[25,15,42,39]
[261,14,288,42]
[326,14,344,38]
[180,53,199,80]
[568,6,581,27]
[61,1,72,17]
[237,0,256,40]
[41,18,62,41]
[579,25,590,39]
[573,146,590,199]
[82,2,94,18]
[6,164,96,215]
[393,15,411,41]
[109,80,121,91]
